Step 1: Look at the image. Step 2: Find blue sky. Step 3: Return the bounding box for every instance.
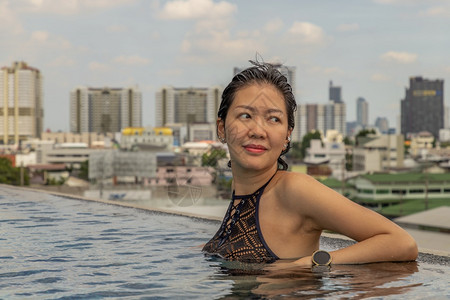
[1,0,449,132]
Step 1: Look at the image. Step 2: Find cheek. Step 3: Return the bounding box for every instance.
[225,122,247,143]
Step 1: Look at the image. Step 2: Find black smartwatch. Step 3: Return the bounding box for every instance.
[312,250,332,266]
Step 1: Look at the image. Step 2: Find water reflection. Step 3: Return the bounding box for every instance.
[210,259,420,299]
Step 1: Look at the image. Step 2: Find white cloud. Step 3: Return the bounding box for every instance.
[423,5,450,17]
[114,55,151,65]
[31,30,50,42]
[371,73,391,81]
[336,23,360,32]
[107,24,128,33]
[181,29,264,61]
[19,0,136,15]
[323,67,344,75]
[306,65,344,76]
[89,61,109,71]
[264,19,283,34]
[0,1,24,34]
[159,0,236,20]
[159,0,259,63]
[48,56,76,67]
[373,0,423,5]
[381,51,418,64]
[159,68,183,77]
[28,31,72,50]
[288,22,326,45]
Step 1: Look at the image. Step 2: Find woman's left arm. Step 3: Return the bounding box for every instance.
[286,174,418,267]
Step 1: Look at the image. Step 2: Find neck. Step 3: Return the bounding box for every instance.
[231,165,278,195]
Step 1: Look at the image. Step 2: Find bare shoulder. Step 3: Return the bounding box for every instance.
[275,171,324,194]
[273,171,324,205]
[272,171,349,217]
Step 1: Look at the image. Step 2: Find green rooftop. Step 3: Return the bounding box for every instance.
[361,172,450,183]
[319,178,353,188]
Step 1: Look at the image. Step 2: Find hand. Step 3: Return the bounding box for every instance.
[293,256,313,268]
[264,256,312,273]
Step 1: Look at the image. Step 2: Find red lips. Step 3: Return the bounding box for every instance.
[243,144,267,153]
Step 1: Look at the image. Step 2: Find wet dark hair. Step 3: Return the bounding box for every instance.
[218,60,297,170]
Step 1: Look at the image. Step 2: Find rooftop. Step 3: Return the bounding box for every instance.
[361,172,450,183]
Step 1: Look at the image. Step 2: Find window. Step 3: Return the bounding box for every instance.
[376,189,389,194]
[392,189,406,195]
[409,189,424,194]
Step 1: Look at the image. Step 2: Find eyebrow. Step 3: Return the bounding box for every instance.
[235,105,284,114]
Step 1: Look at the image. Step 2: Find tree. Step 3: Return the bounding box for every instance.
[202,148,227,167]
[343,136,353,146]
[300,130,322,159]
[0,157,29,185]
[79,160,89,181]
[355,129,376,146]
[286,141,303,160]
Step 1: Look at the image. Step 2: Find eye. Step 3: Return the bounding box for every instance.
[269,116,281,123]
[239,113,251,119]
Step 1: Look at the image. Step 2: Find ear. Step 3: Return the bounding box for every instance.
[217,118,225,138]
[287,128,293,140]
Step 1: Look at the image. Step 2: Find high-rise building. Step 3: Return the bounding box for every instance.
[401,76,444,138]
[356,97,369,127]
[234,63,297,97]
[375,117,389,134]
[329,81,342,103]
[155,86,223,127]
[0,61,43,145]
[70,86,142,133]
[295,102,346,141]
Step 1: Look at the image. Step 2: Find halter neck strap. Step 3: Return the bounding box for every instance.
[232,171,278,199]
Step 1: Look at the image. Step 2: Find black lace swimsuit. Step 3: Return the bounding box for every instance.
[202,175,278,263]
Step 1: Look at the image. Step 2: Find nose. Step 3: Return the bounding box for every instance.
[248,117,267,139]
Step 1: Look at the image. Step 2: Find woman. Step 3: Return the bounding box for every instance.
[202,61,418,267]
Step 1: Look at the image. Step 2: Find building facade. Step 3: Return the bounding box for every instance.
[295,102,346,142]
[401,76,444,138]
[304,139,346,179]
[155,86,222,127]
[375,117,389,134]
[41,131,114,148]
[351,173,450,202]
[0,61,43,145]
[409,131,434,158]
[70,86,142,133]
[120,126,174,152]
[329,81,342,103]
[353,134,404,173]
[356,97,369,127]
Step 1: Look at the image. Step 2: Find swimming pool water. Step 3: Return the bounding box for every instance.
[0,185,449,299]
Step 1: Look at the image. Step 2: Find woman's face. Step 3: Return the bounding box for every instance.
[218,83,291,172]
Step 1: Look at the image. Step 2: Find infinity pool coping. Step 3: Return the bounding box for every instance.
[3,184,449,260]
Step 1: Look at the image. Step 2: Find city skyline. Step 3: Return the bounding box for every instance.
[1,0,449,132]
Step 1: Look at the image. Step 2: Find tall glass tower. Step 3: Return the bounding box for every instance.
[401,76,444,138]
[356,97,369,127]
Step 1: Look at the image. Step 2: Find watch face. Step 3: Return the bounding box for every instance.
[313,250,331,265]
